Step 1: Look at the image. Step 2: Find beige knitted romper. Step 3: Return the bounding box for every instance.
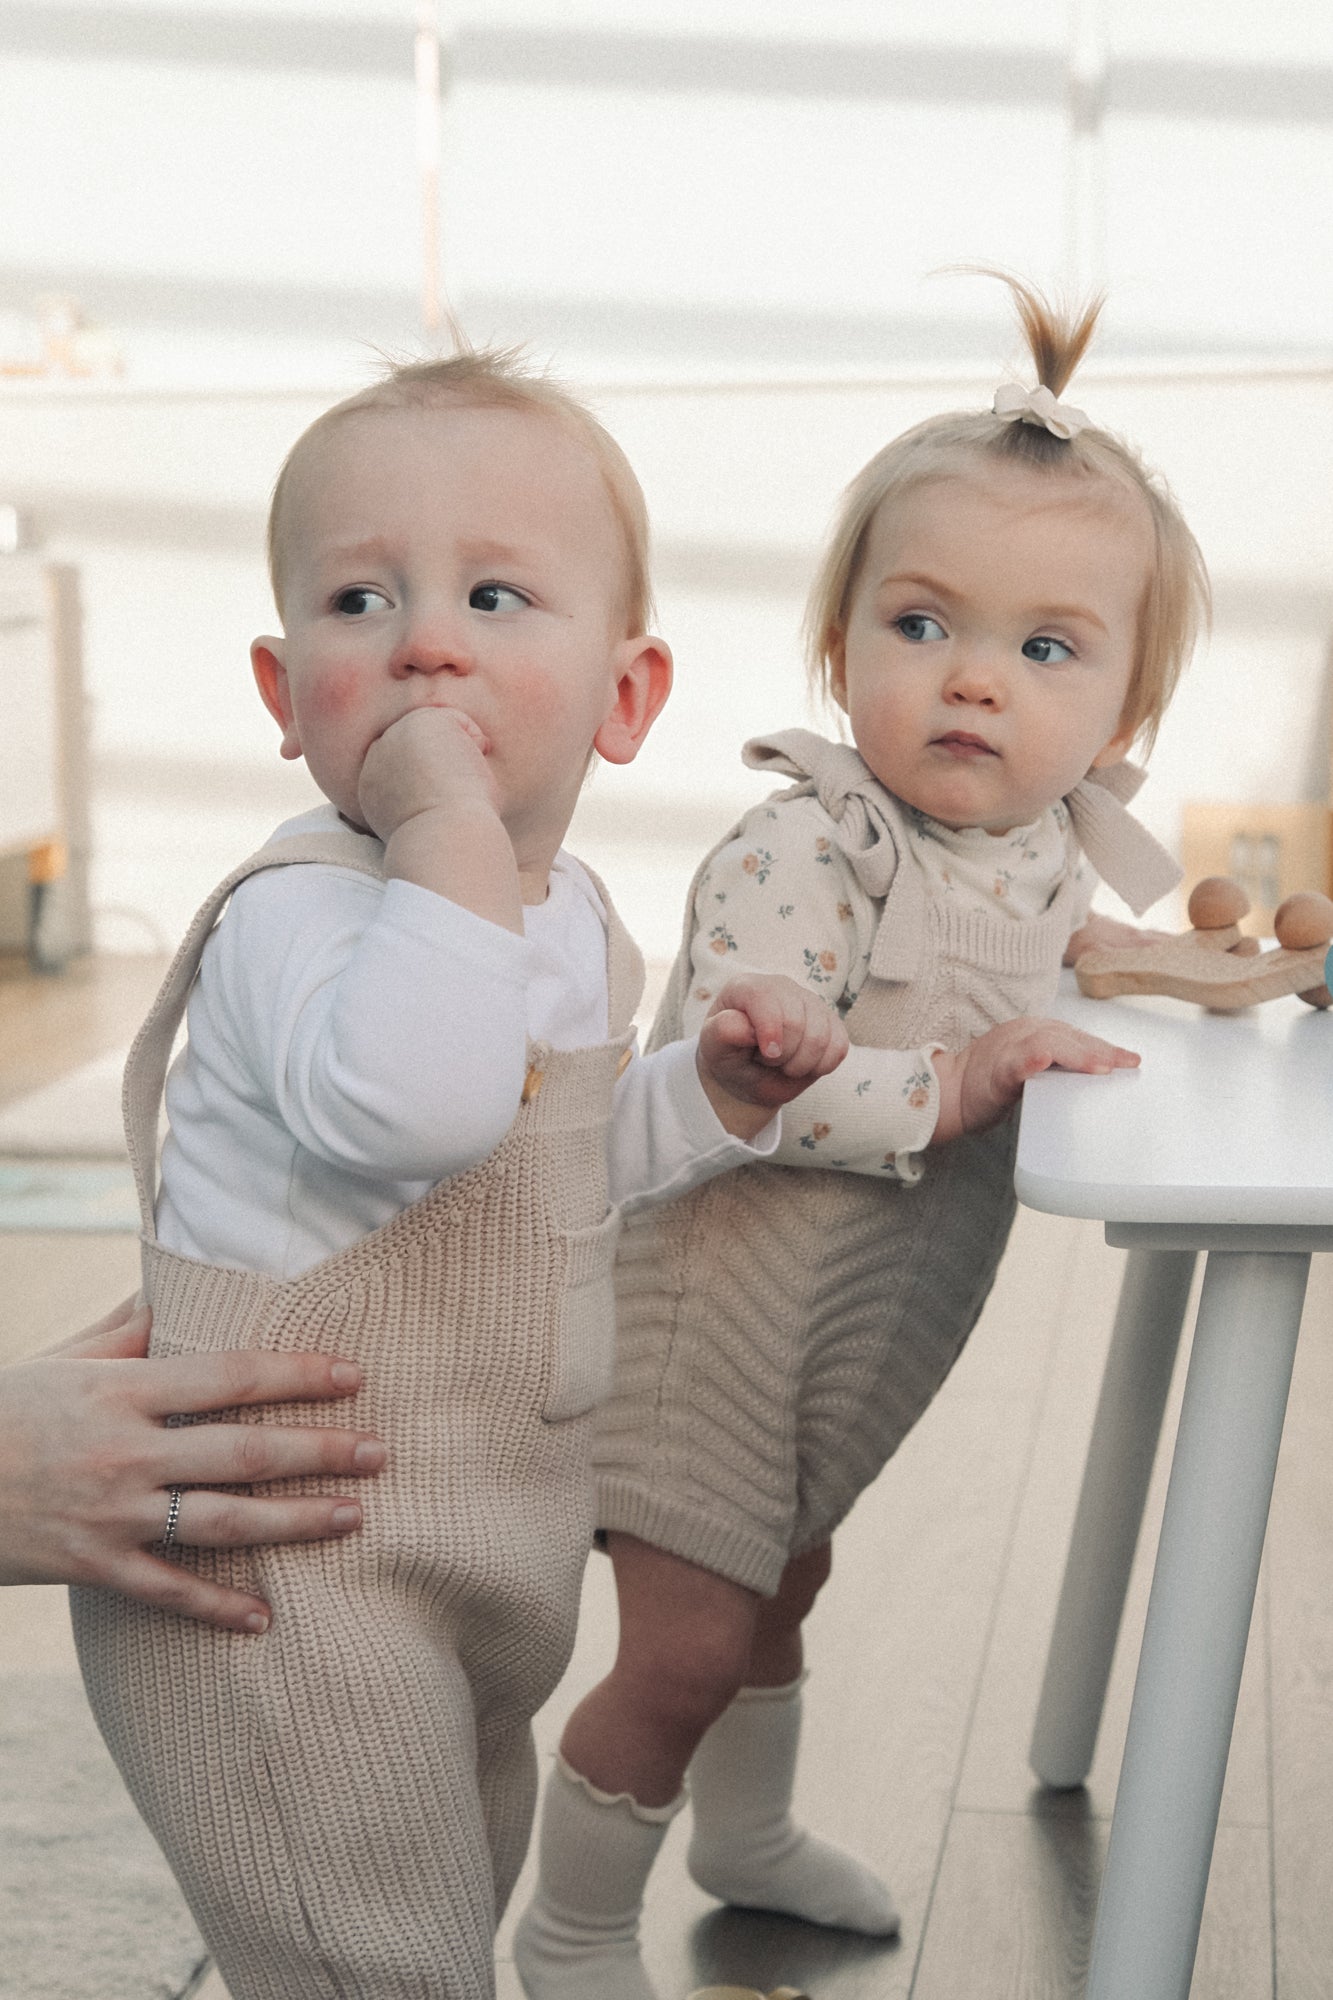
[597,731,1177,1597]
[71,827,643,2000]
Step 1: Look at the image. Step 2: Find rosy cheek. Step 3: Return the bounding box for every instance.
[306,667,364,719]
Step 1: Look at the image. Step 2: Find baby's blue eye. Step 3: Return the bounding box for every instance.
[1022,635,1073,664]
[895,614,946,643]
[470,582,528,614]
[333,587,390,616]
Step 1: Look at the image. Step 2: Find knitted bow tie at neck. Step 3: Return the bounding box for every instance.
[992,381,1090,440]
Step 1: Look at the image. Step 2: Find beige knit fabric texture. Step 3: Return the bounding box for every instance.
[596,731,1173,1596]
[71,827,644,2000]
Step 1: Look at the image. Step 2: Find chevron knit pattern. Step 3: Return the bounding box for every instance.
[595,746,1105,1594]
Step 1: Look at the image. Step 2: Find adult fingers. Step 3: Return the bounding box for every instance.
[135,1349,365,1419]
[46,1297,150,1362]
[148,1419,386,1489]
[150,1487,365,1554]
[104,1548,275,1634]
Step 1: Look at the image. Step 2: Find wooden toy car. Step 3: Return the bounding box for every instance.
[1074,876,1333,1011]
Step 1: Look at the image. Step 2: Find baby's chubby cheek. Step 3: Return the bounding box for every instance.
[304,665,364,719]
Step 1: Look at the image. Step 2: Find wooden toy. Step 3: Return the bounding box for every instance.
[687,1989,811,2000]
[1074,876,1333,1011]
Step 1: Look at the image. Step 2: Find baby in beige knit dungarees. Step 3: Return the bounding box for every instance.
[70,351,850,2000]
[516,278,1211,1998]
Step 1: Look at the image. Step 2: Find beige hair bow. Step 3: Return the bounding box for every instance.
[992,382,1090,440]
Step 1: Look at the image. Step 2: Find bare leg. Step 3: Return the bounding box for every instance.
[686,1537,899,1936]
[516,1536,762,1998]
[746,1539,833,1686]
[559,1532,763,1805]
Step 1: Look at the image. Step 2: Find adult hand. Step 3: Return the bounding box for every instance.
[0,1295,386,1631]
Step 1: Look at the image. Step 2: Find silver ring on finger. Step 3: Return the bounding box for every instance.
[160,1486,183,1551]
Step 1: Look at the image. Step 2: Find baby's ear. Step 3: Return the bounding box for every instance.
[593,635,673,766]
[1089,717,1138,770]
[251,639,303,762]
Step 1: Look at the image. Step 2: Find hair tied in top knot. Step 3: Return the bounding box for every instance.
[992,382,1091,441]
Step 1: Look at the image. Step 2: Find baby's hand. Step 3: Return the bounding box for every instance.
[934,1015,1139,1143]
[357,706,497,844]
[1064,913,1173,964]
[358,708,522,933]
[696,974,849,1142]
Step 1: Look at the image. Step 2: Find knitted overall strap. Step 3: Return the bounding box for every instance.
[579,859,646,1040]
[121,826,386,1239]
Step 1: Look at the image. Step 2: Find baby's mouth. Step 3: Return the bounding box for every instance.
[933,731,997,758]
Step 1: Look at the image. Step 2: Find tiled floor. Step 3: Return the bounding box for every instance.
[4,952,1332,1997]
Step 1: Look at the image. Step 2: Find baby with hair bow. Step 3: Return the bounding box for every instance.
[514,274,1209,1999]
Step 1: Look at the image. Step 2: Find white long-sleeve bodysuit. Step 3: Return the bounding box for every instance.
[157,804,764,1278]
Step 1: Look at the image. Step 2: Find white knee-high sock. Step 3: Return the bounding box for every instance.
[512,1755,683,2000]
[686,1678,899,1937]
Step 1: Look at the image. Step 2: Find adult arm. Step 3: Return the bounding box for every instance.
[0,1296,386,1631]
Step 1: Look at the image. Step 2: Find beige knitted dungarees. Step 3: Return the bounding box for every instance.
[597,731,1176,1596]
[71,828,643,2000]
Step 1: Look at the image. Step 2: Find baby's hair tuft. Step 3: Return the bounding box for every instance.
[804,271,1209,756]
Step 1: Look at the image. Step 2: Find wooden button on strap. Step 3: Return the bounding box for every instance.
[521,1065,545,1104]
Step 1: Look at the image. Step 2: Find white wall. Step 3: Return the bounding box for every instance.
[2,1,1332,956]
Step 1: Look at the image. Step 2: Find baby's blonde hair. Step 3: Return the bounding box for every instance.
[805,276,1210,753]
[267,347,653,635]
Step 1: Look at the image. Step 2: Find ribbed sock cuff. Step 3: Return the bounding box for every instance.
[555,1753,685,1826]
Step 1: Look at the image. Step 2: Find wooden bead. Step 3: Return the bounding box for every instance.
[1274,892,1333,951]
[1188,876,1250,930]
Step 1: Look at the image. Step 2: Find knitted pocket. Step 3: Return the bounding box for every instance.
[545,1210,623,1422]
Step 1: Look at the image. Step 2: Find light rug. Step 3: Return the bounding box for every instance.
[0,1052,142,1231]
[0,1050,131,1160]
[0,1671,207,1998]
[0,1162,139,1234]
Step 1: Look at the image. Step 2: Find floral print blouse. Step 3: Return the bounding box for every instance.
[678,792,1079,1182]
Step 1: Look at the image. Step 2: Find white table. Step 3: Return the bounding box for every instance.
[1014,975,1333,2000]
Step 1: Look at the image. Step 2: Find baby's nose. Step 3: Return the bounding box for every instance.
[943,649,1003,704]
[391,617,474,677]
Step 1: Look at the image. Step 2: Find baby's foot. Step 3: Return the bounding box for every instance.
[512,1901,660,2000]
[686,1679,899,1938]
[687,1822,899,1936]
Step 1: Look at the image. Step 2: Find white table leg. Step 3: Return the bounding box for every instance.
[1085,1250,1309,2000]
[1030,1248,1196,1789]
